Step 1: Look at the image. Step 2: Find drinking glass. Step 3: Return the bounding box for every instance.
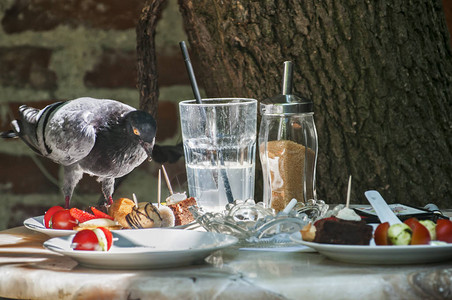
[179,98,257,212]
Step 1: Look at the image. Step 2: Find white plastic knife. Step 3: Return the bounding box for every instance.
[364,190,402,225]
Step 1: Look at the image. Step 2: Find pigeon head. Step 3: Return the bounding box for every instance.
[125,110,157,160]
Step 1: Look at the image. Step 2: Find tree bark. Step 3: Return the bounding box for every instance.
[136,0,167,119]
[178,0,452,207]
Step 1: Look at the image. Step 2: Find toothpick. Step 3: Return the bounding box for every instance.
[346,175,352,208]
[158,169,161,208]
[162,165,173,195]
[132,193,138,208]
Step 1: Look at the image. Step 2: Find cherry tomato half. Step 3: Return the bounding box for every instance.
[100,227,113,250]
[44,206,64,228]
[403,217,431,245]
[409,221,431,245]
[51,209,77,230]
[436,219,452,243]
[72,230,99,251]
[374,222,391,245]
[71,227,113,251]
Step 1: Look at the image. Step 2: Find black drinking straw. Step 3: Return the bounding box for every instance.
[179,41,234,204]
[180,41,202,104]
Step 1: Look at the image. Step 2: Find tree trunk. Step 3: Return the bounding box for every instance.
[178,0,452,207]
[136,0,167,119]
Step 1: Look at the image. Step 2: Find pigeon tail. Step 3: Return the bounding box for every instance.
[7,120,42,155]
[11,105,45,155]
[19,105,40,122]
[0,130,17,138]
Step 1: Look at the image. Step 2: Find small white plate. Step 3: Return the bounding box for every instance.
[44,229,238,269]
[24,215,197,238]
[290,232,452,264]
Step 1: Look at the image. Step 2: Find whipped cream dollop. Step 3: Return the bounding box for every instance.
[165,192,187,205]
[336,207,361,221]
[158,206,175,227]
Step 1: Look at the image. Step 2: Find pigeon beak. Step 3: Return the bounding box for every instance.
[140,139,154,161]
[146,146,153,162]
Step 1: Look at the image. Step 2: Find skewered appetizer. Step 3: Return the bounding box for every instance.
[108,197,175,229]
[44,206,119,230]
[300,176,373,245]
[43,167,197,230]
[71,227,113,251]
[374,217,452,245]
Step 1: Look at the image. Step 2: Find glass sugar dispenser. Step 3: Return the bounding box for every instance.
[259,61,326,215]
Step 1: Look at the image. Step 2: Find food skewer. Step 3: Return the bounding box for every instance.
[346,175,352,208]
[158,169,162,208]
[327,175,360,221]
[132,193,139,208]
[161,165,174,195]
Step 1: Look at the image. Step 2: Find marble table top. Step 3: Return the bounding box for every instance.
[0,226,451,300]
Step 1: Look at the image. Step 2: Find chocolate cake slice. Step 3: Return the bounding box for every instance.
[168,197,197,226]
[313,217,373,245]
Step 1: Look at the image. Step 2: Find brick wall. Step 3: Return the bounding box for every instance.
[0,0,194,229]
[0,1,451,230]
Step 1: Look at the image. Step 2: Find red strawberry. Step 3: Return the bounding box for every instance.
[91,207,114,220]
[69,208,98,223]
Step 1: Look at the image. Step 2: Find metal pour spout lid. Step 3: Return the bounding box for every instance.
[260,61,313,115]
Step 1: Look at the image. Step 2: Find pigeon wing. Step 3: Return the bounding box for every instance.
[41,108,97,165]
[37,97,135,166]
[34,101,96,165]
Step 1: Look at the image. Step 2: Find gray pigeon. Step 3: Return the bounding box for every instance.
[3,97,157,208]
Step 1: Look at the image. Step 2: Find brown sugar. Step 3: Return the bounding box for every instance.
[264,140,315,212]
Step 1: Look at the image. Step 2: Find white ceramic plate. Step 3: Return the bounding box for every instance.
[24,215,197,237]
[290,232,452,264]
[44,229,238,269]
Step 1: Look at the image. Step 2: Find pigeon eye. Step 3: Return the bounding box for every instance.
[133,128,140,136]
